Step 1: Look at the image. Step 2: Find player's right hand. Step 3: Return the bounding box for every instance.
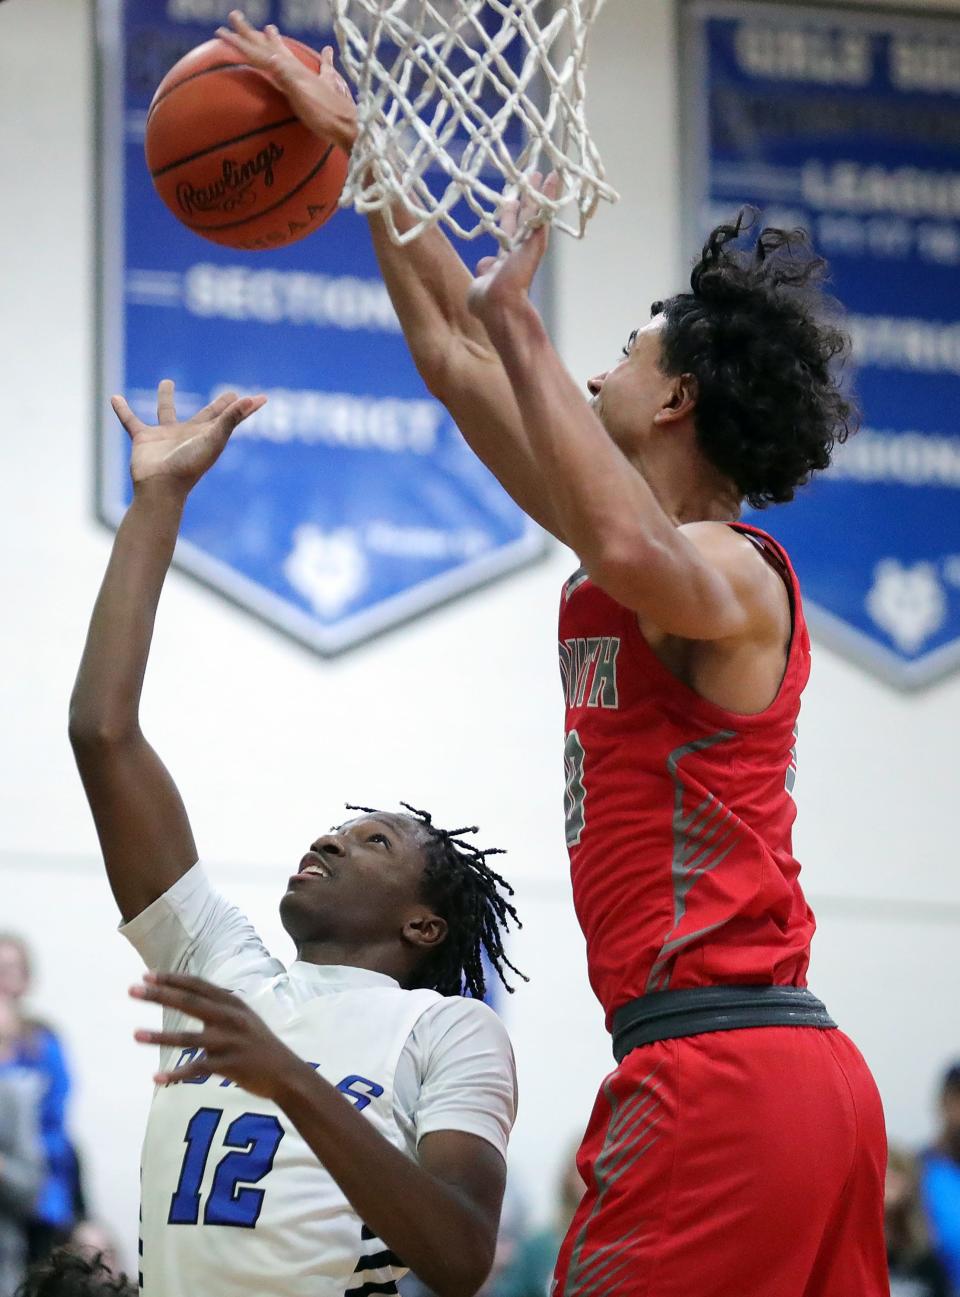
[132,971,304,1101]
[217,11,358,153]
[468,172,560,322]
[111,380,266,497]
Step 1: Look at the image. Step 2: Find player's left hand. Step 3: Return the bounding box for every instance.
[467,172,560,322]
[131,972,301,1101]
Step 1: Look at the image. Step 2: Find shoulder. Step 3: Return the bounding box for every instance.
[397,999,517,1153]
[417,993,508,1029]
[680,521,791,633]
[410,997,514,1070]
[679,521,774,579]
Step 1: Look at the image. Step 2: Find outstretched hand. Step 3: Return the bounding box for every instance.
[132,972,302,1100]
[467,172,560,324]
[112,380,266,498]
[216,10,357,152]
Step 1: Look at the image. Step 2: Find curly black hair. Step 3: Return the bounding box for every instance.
[652,211,856,508]
[16,1251,136,1297]
[345,803,525,999]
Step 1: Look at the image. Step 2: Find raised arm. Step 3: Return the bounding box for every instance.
[466,227,782,642]
[68,382,265,921]
[216,13,566,541]
[367,207,568,539]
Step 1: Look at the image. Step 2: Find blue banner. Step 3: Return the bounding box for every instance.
[683,1,960,688]
[96,0,546,655]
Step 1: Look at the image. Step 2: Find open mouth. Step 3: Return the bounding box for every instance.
[297,852,334,880]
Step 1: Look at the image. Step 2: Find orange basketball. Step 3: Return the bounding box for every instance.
[145,37,351,251]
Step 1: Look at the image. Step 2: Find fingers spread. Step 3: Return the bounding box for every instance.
[144,971,238,1004]
[110,395,143,441]
[155,1060,212,1086]
[193,391,237,423]
[518,172,544,226]
[134,1028,204,1048]
[131,975,236,1021]
[131,985,211,1020]
[215,25,244,53]
[266,30,301,83]
[156,378,177,425]
[498,197,521,240]
[221,394,267,435]
[228,9,254,36]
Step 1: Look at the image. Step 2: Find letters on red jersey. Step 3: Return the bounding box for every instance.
[558,524,817,1029]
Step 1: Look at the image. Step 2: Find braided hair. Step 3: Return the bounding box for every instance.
[345,803,526,999]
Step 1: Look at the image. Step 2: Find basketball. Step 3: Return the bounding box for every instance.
[144,36,351,251]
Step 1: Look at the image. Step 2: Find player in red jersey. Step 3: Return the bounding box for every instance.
[461,207,886,1297]
[216,15,887,1295]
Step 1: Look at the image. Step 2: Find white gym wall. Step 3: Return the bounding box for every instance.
[2,0,959,1267]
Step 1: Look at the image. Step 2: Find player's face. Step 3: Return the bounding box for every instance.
[587,315,683,465]
[279,812,435,950]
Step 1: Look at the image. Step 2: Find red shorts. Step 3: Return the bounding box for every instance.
[552,1027,888,1297]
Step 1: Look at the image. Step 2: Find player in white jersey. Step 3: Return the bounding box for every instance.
[68,382,521,1297]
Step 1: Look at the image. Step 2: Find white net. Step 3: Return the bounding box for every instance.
[329,0,618,246]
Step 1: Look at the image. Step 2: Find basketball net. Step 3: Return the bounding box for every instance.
[329,0,618,246]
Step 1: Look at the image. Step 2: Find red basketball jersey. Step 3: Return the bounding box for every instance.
[559,523,816,1028]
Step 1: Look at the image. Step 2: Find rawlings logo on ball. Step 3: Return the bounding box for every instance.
[146,34,350,248]
[176,141,285,216]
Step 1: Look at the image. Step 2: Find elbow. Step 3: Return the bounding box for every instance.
[413,336,492,405]
[415,348,457,403]
[435,1238,496,1297]
[392,329,455,401]
[436,1267,490,1297]
[68,700,140,752]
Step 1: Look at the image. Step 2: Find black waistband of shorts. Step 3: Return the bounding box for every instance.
[611,986,837,1063]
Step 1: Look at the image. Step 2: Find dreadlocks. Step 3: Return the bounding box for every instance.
[345,803,526,999]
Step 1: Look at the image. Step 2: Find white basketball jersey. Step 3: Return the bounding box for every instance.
[139,977,442,1297]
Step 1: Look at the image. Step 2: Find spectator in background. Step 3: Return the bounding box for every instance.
[886,1146,950,1297]
[14,1250,135,1297]
[0,994,43,1297]
[497,1144,585,1297]
[921,1063,960,1294]
[0,939,75,1262]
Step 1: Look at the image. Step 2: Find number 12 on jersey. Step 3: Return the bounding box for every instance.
[169,1108,284,1228]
